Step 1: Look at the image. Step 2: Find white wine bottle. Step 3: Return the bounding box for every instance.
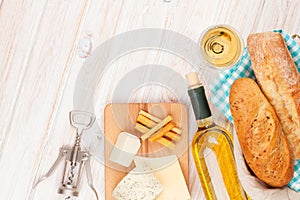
[186,72,249,200]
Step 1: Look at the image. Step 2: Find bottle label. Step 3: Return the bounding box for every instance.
[188,86,212,120]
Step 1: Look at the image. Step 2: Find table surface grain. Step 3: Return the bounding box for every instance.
[1,0,300,199]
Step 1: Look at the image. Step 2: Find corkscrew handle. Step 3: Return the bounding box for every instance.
[85,158,99,200]
[32,148,66,190]
[69,111,96,135]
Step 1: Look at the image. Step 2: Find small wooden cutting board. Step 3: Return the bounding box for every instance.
[104,103,189,200]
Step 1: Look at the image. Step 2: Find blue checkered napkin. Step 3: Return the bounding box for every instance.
[289,160,300,192]
[209,49,255,122]
[209,30,300,192]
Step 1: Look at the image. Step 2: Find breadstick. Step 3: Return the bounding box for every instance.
[139,110,182,134]
[140,115,172,141]
[136,115,156,128]
[149,122,175,142]
[136,123,180,142]
[135,123,150,133]
[157,137,176,150]
[163,131,181,142]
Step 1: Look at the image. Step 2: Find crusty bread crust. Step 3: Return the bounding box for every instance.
[230,78,294,187]
[247,32,300,159]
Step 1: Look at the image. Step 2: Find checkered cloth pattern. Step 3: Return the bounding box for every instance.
[209,30,300,192]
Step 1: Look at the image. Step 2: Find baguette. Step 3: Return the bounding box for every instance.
[230,78,294,187]
[247,32,300,158]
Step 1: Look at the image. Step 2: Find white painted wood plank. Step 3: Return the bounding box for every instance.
[0,0,47,154]
[0,0,90,199]
[254,0,300,34]
[280,0,300,34]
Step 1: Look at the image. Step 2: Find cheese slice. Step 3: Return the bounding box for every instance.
[112,169,163,200]
[134,155,191,200]
[109,132,141,167]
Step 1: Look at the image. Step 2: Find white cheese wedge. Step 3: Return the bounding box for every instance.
[134,155,191,200]
[112,169,163,200]
[109,132,141,167]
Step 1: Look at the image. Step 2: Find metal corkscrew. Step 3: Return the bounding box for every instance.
[32,111,99,200]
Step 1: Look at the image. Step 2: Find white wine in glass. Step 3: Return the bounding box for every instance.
[199,25,243,69]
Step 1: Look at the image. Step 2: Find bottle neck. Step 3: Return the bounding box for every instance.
[197,116,215,130]
[188,85,212,121]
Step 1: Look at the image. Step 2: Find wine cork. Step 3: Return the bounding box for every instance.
[185,72,201,87]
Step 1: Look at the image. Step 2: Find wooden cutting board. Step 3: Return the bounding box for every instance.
[104,103,189,199]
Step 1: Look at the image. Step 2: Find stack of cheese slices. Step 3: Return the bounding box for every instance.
[229,32,300,187]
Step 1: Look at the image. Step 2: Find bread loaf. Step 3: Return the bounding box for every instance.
[247,32,300,159]
[230,78,294,187]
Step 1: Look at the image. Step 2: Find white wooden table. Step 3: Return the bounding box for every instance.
[1,0,299,199]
